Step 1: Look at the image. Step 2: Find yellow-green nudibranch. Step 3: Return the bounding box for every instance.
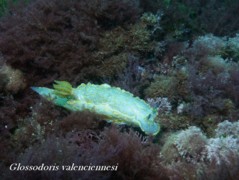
[31,81,160,135]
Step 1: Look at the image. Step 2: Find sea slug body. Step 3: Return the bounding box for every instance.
[32,81,160,135]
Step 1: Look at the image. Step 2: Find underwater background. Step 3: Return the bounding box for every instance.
[0,0,239,179]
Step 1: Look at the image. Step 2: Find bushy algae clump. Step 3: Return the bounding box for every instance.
[32,81,160,135]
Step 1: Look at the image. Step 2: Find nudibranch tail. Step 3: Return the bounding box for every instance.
[31,86,73,109]
[31,87,54,98]
[31,86,61,102]
[53,80,73,98]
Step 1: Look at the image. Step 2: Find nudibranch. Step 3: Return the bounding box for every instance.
[32,81,160,135]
